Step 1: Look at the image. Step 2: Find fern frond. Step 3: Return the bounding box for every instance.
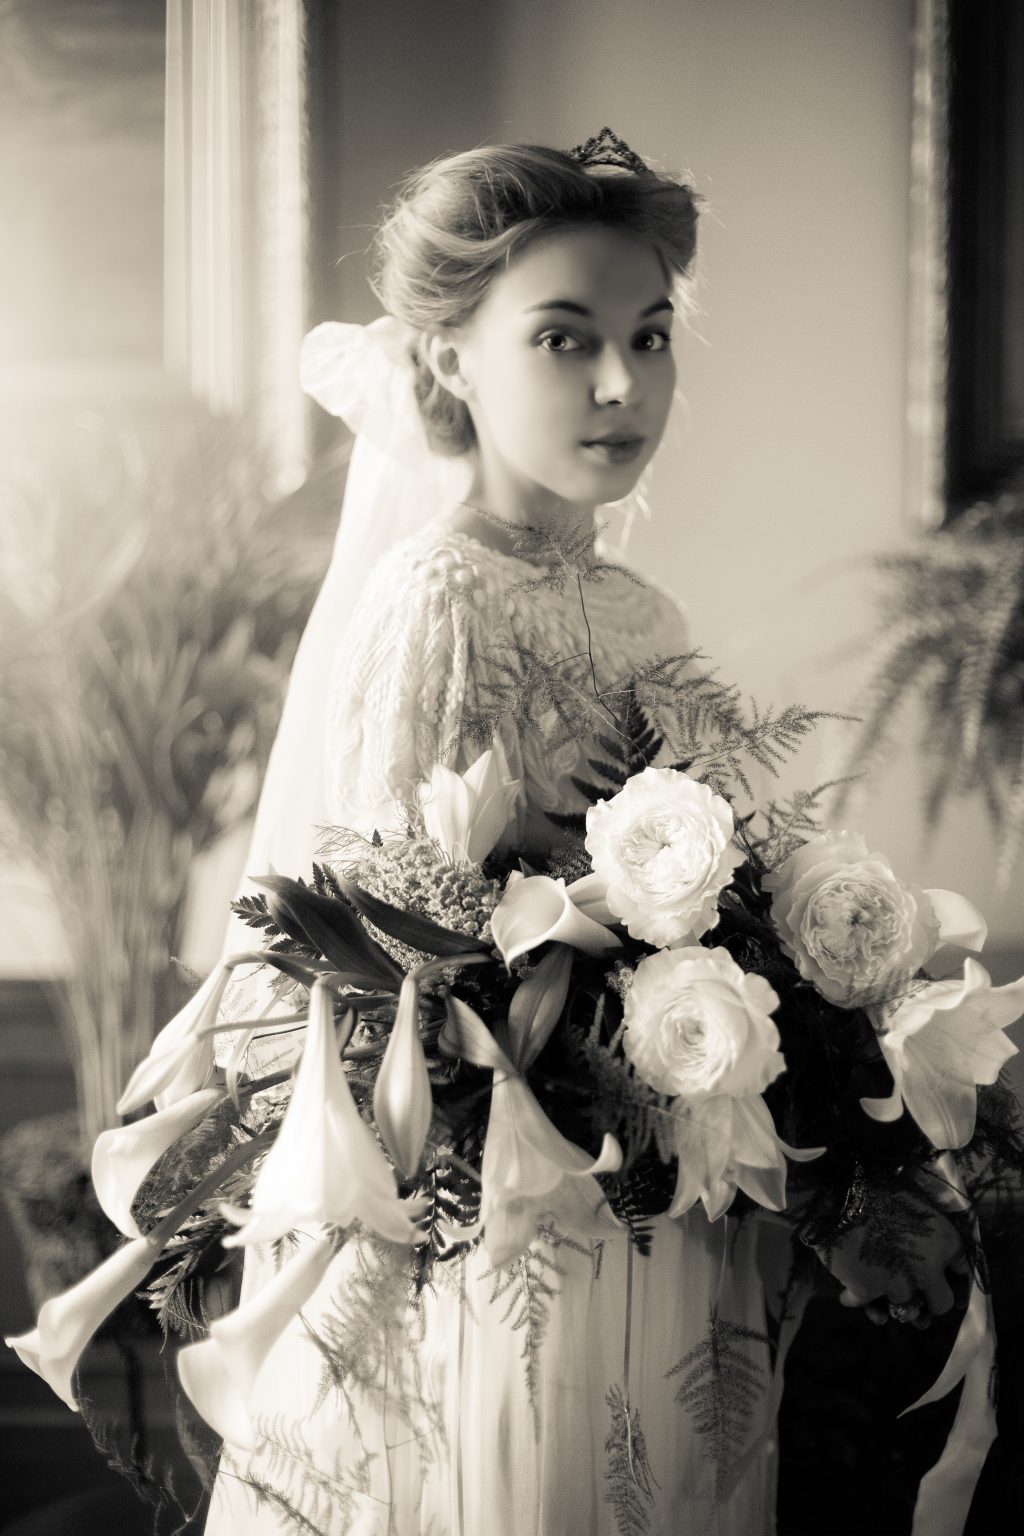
[483,1222,593,1440]
[666,1308,771,1507]
[604,1383,658,1536]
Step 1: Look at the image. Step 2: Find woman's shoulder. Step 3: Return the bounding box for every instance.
[366,524,537,596]
[589,538,689,642]
[359,523,688,650]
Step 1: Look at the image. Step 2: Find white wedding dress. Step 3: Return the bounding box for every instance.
[204,523,781,1536]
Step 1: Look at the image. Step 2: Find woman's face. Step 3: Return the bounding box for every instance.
[442,224,678,512]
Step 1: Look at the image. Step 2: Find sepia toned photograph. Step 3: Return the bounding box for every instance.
[1,3,1022,1533]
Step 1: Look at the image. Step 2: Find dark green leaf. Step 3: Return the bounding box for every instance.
[584,756,629,787]
[251,874,404,985]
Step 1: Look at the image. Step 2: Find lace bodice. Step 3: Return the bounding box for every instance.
[215,525,687,1064]
[324,525,688,856]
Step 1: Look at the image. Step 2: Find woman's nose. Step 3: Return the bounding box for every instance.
[592,346,641,407]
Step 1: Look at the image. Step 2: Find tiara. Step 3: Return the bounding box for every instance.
[567,126,650,175]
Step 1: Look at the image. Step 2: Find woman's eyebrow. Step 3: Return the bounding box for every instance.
[523,298,674,318]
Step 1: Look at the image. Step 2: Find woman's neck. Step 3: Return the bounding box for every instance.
[445,457,597,560]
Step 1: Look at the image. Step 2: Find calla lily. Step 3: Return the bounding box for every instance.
[418,738,521,867]
[92,1087,222,1239]
[490,871,622,968]
[177,1232,336,1448]
[441,966,622,1266]
[4,1236,159,1409]
[667,1093,825,1222]
[221,979,426,1248]
[862,958,1023,1148]
[373,974,432,1178]
[117,958,237,1114]
[565,870,619,926]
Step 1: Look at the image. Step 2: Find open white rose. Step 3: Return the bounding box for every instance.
[622,946,784,1100]
[765,830,987,1008]
[584,768,743,948]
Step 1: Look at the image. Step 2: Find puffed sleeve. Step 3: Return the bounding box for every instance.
[644,571,690,656]
[323,541,476,838]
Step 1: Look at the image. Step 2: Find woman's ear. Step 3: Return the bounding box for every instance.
[419,326,474,403]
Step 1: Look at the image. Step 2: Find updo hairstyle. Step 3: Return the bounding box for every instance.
[369,142,700,456]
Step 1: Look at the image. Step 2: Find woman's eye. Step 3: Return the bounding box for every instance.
[538,331,583,353]
[636,331,672,352]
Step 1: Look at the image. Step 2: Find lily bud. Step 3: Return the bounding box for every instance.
[505,943,574,1069]
[373,974,432,1179]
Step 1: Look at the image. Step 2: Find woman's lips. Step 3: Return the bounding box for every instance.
[581,436,646,463]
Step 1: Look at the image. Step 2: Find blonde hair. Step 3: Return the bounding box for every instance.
[369,141,700,455]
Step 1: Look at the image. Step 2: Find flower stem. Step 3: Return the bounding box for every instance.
[146,1130,274,1249]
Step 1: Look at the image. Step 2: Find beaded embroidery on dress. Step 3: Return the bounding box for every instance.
[203,525,780,1536]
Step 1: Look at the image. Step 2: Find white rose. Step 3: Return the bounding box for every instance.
[584,768,744,947]
[622,946,784,1101]
[765,830,987,1008]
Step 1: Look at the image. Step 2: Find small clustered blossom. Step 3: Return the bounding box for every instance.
[346,837,503,970]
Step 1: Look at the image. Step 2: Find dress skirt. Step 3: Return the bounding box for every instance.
[205,1203,779,1536]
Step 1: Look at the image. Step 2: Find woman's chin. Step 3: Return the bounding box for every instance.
[581,463,648,504]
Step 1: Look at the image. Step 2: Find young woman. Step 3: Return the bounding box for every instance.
[203,132,969,1536]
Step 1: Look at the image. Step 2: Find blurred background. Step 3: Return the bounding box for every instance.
[1,1,1022,1532]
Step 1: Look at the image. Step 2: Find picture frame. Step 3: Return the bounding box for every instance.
[906,0,1024,527]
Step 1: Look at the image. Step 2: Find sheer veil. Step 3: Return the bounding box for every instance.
[211,311,651,1047]
[214,317,472,1043]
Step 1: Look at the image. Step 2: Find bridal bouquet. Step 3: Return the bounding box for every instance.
[8,679,1024,1451]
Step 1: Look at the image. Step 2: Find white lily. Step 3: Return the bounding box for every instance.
[92,1087,222,1239]
[441,947,622,1266]
[490,870,622,968]
[117,958,236,1114]
[418,738,521,867]
[221,979,426,1248]
[373,973,433,1179]
[862,958,1024,1148]
[177,1232,336,1448]
[667,1093,824,1222]
[4,1236,159,1409]
[925,889,988,954]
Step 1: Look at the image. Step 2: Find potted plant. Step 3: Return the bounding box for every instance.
[833,498,1024,884]
[0,413,329,1301]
